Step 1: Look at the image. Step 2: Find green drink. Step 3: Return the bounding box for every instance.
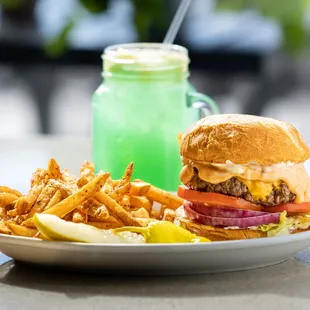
[92,43,218,191]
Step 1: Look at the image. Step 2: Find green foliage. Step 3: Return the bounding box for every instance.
[0,0,25,9]
[44,0,169,56]
[216,0,310,53]
[79,0,109,14]
[44,20,76,57]
[216,0,249,11]
[132,0,169,41]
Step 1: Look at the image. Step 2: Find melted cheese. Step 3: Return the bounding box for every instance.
[180,160,310,203]
[238,179,279,200]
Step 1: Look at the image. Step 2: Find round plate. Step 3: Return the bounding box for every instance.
[1,232,310,274]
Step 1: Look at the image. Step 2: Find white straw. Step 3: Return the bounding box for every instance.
[163,0,192,45]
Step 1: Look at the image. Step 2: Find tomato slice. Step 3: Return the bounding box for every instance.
[263,202,310,213]
[177,186,263,211]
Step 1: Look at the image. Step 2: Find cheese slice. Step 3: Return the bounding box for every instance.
[238,179,279,200]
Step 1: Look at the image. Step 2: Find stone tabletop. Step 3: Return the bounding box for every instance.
[1,136,310,310]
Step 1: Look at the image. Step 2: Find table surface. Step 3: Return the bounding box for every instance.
[1,135,310,310]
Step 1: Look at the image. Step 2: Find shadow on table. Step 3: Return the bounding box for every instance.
[1,258,310,300]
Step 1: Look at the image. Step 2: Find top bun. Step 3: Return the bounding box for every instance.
[180,114,310,165]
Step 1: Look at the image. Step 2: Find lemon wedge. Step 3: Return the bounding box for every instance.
[33,214,144,244]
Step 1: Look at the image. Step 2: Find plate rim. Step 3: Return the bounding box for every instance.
[1,230,310,253]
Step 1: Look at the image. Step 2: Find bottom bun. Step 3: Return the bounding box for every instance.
[175,207,310,241]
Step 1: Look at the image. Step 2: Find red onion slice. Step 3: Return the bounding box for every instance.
[184,204,280,228]
[186,201,268,218]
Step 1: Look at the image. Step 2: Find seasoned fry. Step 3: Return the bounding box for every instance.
[0,193,19,208]
[131,207,149,219]
[162,208,176,222]
[111,183,131,200]
[128,181,151,196]
[150,209,161,220]
[44,190,62,211]
[95,191,141,226]
[20,218,35,228]
[0,186,22,197]
[103,176,114,193]
[61,168,77,184]
[8,185,44,216]
[72,209,87,223]
[88,221,122,229]
[76,161,95,188]
[88,215,120,224]
[43,172,110,218]
[76,176,88,189]
[33,231,50,240]
[177,132,183,145]
[63,211,73,222]
[12,215,28,225]
[0,220,10,234]
[80,160,95,180]
[119,195,130,210]
[47,158,61,180]
[48,179,73,197]
[143,185,184,210]
[111,179,120,187]
[158,204,167,219]
[108,184,132,209]
[7,223,37,237]
[77,199,110,220]
[135,217,157,227]
[106,215,123,224]
[31,168,47,188]
[130,196,152,213]
[90,205,110,221]
[115,162,134,189]
[26,185,57,218]
[0,207,6,218]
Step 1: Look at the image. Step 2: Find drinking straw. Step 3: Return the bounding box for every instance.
[163,0,192,45]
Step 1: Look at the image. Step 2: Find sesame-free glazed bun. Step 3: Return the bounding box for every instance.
[180,114,310,165]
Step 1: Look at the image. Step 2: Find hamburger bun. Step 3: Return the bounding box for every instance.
[176,207,310,241]
[180,114,310,165]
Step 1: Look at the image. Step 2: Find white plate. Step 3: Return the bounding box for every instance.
[1,232,310,274]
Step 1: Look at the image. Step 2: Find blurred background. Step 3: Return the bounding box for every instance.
[1,0,310,141]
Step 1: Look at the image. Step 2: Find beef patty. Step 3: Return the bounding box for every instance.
[186,169,296,207]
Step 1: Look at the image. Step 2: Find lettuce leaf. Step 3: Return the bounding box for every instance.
[259,211,290,237]
[256,211,310,237]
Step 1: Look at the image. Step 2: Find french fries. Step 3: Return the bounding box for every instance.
[0,186,22,197]
[43,172,110,218]
[130,196,152,213]
[143,185,184,210]
[31,168,47,188]
[0,220,10,234]
[44,190,62,211]
[0,193,19,208]
[72,209,88,223]
[47,158,61,180]
[131,207,150,219]
[88,221,122,229]
[95,191,141,226]
[162,208,176,222]
[7,223,37,237]
[115,162,134,189]
[27,184,57,218]
[8,185,44,216]
[0,158,184,239]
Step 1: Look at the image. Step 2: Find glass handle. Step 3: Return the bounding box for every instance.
[187,91,219,117]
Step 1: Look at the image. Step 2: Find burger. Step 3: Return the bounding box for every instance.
[176,114,310,241]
